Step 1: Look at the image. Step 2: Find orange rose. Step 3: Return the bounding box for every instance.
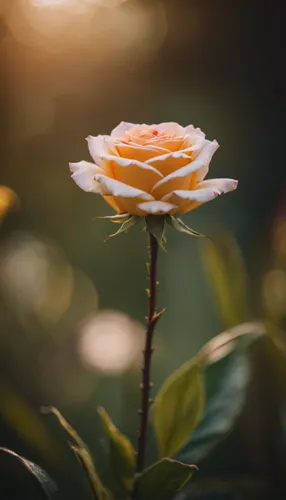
[70,122,238,215]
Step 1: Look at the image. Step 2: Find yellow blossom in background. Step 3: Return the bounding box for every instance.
[69,122,238,215]
[0,186,19,221]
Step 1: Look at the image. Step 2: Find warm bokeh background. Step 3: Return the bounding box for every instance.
[0,0,286,498]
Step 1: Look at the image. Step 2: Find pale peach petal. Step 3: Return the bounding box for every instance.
[116,143,169,162]
[165,178,238,214]
[184,125,206,140]
[100,153,163,192]
[94,174,153,201]
[69,161,104,193]
[163,188,221,204]
[196,164,209,182]
[86,135,116,166]
[156,122,185,136]
[103,196,122,213]
[151,140,219,199]
[111,121,136,138]
[146,151,192,177]
[137,200,177,214]
[146,137,185,152]
[196,178,238,193]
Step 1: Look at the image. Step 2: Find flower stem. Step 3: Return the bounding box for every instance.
[136,231,159,472]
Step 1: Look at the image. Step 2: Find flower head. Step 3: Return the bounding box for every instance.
[69,121,238,216]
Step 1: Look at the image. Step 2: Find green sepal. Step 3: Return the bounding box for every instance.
[98,407,136,496]
[105,216,141,241]
[150,359,204,458]
[165,215,206,238]
[145,215,166,250]
[96,213,131,224]
[134,458,197,500]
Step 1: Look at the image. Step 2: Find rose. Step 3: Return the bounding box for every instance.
[69,121,238,215]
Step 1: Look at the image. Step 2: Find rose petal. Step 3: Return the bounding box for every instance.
[69,161,104,193]
[184,125,206,140]
[116,143,169,161]
[103,196,122,213]
[163,188,221,204]
[156,122,185,136]
[163,178,238,214]
[94,174,153,200]
[100,153,163,192]
[197,178,239,193]
[111,121,136,138]
[151,140,219,199]
[146,151,192,176]
[86,135,116,166]
[137,201,177,214]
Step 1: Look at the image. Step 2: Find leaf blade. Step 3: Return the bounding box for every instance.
[134,458,196,500]
[98,406,136,496]
[151,360,204,458]
[0,447,58,499]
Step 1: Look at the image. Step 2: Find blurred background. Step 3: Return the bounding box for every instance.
[0,0,286,498]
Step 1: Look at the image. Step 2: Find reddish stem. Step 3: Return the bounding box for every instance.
[136,231,159,472]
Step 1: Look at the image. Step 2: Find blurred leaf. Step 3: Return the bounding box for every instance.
[165,215,205,237]
[134,458,196,500]
[42,407,110,500]
[200,233,249,328]
[105,216,141,241]
[98,406,135,496]
[176,324,266,465]
[72,447,112,500]
[0,447,58,499]
[145,215,166,249]
[151,359,204,458]
[0,384,58,463]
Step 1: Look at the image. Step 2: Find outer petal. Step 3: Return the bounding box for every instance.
[86,135,116,166]
[94,174,154,215]
[137,201,177,214]
[111,121,136,138]
[100,153,163,193]
[103,196,122,213]
[69,161,104,193]
[184,125,206,140]
[94,174,153,200]
[164,178,238,214]
[151,140,219,199]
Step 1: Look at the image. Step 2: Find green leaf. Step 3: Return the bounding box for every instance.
[97,213,131,224]
[176,323,266,465]
[200,232,249,328]
[42,406,111,500]
[134,458,196,500]
[0,447,58,499]
[145,215,166,249]
[72,447,112,500]
[165,215,205,237]
[98,406,136,496]
[151,359,204,458]
[105,216,141,241]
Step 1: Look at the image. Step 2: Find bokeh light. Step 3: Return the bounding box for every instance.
[7,0,167,57]
[0,233,73,324]
[78,310,144,374]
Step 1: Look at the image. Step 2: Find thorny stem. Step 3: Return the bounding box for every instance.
[136,231,160,472]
